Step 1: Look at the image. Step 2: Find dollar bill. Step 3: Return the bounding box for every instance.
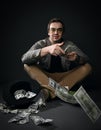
[48,77,57,89]
[74,86,101,123]
[30,115,53,125]
[48,78,77,104]
[64,44,75,53]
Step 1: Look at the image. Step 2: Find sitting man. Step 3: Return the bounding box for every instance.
[21,18,92,102]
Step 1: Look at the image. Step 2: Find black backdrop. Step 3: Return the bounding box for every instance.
[1,1,101,89]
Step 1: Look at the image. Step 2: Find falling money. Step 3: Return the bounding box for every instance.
[74,86,101,123]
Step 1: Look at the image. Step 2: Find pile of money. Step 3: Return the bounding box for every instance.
[0,92,53,126]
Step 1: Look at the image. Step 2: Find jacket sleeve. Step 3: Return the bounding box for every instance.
[21,40,46,65]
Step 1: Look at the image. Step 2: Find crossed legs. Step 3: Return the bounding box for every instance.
[24,63,92,98]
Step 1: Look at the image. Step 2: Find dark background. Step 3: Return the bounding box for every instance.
[0,1,101,130]
[0,1,101,89]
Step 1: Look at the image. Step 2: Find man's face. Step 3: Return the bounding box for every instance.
[48,22,63,43]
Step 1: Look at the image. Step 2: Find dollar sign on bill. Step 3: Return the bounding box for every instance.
[74,86,101,123]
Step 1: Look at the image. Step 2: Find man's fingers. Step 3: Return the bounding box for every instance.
[59,48,65,54]
[57,42,64,46]
[67,52,77,55]
[57,42,65,54]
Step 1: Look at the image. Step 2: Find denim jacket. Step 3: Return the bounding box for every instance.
[21,38,89,71]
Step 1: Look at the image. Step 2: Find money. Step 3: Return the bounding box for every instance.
[48,78,77,104]
[74,86,101,123]
[14,89,36,100]
[30,115,53,125]
[64,44,75,53]
[48,77,58,89]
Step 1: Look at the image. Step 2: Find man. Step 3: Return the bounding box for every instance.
[21,18,92,101]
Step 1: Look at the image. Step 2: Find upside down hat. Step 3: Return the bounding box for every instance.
[2,80,41,109]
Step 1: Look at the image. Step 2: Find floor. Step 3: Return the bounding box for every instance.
[0,83,101,130]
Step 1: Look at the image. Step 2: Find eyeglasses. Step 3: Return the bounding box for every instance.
[50,28,63,33]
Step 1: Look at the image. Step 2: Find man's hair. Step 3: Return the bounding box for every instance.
[47,18,65,32]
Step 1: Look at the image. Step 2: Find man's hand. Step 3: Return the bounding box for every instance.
[40,42,65,57]
[66,51,78,61]
[48,42,65,56]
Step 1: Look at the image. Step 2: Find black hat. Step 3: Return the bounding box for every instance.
[2,80,41,109]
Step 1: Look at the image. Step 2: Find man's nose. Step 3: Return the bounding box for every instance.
[54,30,58,34]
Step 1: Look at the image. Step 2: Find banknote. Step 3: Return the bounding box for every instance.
[64,44,75,53]
[48,77,57,89]
[48,78,77,104]
[30,115,53,125]
[74,86,101,123]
